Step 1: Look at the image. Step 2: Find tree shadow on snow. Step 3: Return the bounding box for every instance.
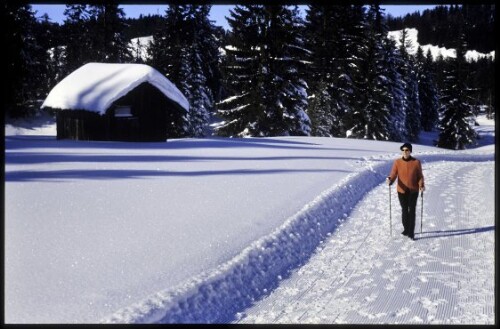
[5,168,351,182]
[4,135,321,151]
[5,135,377,153]
[5,152,360,166]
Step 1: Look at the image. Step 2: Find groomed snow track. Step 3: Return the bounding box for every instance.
[101,150,494,324]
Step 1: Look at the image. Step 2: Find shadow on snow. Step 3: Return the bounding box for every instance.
[5,168,351,182]
[417,225,495,240]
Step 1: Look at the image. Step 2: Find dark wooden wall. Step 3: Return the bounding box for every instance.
[54,82,186,142]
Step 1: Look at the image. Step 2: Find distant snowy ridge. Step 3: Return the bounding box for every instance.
[101,148,494,324]
[130,28,494,63]
[388,28,495,62]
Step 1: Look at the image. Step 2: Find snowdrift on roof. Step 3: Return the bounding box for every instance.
[41,62,189,114]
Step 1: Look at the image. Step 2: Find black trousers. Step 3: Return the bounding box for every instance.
[398,191,419,237]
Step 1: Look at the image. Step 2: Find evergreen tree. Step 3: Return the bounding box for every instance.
[346,4,392,140]
[415,47,440,131]
[129,36,150,64]
[433,52,447,87]
[215,5,261,137]
[193,6,223,105]
[149,5,189,136]
[148,5,185,82]
[149,5,220,137]
[217,5,310,137]
[330,4,368,138]
[473,57,495,119]
[387,4,495,54]
[4,4,48,117]
[308,80,335,137]
[63,4,92,74]
[436,32,477,149]
[47,44,66,87]
[181,48,211,137]
[62,4,131,79]
[397,28,421,142]
[304,5,357,137]
[87,4,131,63]
[35,14,65,92]
[383,36,407,141]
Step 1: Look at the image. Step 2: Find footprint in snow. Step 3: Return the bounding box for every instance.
[417,275,428,282]
[393,307,411,317]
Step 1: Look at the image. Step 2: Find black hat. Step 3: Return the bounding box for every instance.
[400,143,412,152]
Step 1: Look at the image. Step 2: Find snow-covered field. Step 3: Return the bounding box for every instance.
[4,115,495,324]
[238,160,494,324]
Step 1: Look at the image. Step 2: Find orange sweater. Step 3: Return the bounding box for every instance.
[388,157,424,193]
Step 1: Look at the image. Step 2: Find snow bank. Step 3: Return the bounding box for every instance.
[5,113,57,136]
[102,149,493,323]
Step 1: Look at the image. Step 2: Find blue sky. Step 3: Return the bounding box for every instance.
[31,4,438,30]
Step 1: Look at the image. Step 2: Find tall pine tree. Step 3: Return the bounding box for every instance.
[63,5,92,74]
[149,5,219,137]
[436,31,477,149]
[346,5,392,140]
[4,4,48,117]
[383,36,407,141]
[307,80,335,137]
[397,28,421,142]
[304,5,357,137]
[87,4,130,63]
[415,47,440,131]
[217,5,310,137]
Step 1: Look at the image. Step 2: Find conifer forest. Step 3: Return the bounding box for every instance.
[4,4,495,150]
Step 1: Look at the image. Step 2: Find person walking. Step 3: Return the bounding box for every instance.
[387,143,425,240]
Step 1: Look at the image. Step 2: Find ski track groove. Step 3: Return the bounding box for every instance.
[238,160,494,324]
[99,152,493,324]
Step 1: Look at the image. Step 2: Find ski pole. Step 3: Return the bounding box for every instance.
[389,184,392,236]
[420,191,424,234]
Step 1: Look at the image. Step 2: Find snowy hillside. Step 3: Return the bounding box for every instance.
[387,28,495,62]
[4,114,494,323]
[129,28,495,63]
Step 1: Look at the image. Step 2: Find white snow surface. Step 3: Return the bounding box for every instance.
[388,28,495,62]
[124,28,495,64]
[41,62,189,114]
[4,116,495,324]
[237,160,495,324]
[129,36,154,62]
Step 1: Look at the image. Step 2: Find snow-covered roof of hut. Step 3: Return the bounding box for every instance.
[41,63,189,113]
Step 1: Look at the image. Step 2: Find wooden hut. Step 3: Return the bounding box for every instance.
[41,63,189,142]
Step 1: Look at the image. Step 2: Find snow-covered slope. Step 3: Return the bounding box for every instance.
[101,149,494,324]
[388,28,495,61]
[4,115,494,323]
[131,28,495,63]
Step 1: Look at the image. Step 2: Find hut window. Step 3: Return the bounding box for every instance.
[114,106,133,117]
